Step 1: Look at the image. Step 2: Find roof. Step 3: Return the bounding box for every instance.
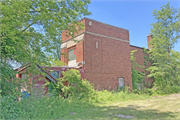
[130,45,150,51]
[130,45,144,49]
[15,64,57,83]
[15,63,31,72]
[36,64,57,83]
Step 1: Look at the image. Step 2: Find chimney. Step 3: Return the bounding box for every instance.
[147,33,153,49]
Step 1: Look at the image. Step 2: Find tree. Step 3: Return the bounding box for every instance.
[147,2,180,94]
[0,0,91,96]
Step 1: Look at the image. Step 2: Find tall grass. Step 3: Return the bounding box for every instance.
[1,69,150,119]
[94,90,150,104]
[1,89,150,119]
[1,94,90,119]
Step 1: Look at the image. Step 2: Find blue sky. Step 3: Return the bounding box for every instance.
[85,0,180,51]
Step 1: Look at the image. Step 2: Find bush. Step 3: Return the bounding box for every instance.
[0,94,92,119]
[132,87,155,96]
[0,96,19,119]
[46,69,97,100]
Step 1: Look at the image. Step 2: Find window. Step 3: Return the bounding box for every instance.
[136,83,142,90]
[50,71,60,79]
[96,42,98,49]
[68,49,76,61]
[118,78,124,88]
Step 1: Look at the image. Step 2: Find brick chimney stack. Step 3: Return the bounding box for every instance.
[147,33,153,49]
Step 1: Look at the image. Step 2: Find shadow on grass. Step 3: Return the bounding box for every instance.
[65,104,179,119]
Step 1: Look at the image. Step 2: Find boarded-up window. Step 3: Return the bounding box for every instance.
[118,78,124,88]
[137,83,142,90]
[68,49,76,61]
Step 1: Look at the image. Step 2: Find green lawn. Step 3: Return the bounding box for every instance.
[62,94,180,119]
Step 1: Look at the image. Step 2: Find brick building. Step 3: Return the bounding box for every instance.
[61,18,153,90]
[15,64,85,95]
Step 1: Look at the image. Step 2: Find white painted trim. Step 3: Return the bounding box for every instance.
[62,32,85,44]
[61,42,67,49]
[68,60,77,67]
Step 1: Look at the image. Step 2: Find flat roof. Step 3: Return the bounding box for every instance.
[130,45,144,49]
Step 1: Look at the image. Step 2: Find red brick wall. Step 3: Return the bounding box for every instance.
[16,67,86,95]
[147,34,153,49]
[61,39,84,66]
[16,69,49,95]
[32,75,49,95]
[85,18,129,41]
[62,19,86,42]
[130,45,153,87]
[76,41,84,63]
[84,33,132,90]
[61,47,68,64]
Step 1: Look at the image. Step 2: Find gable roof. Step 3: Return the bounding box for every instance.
[36,64,57,83]
[15,64,57,83]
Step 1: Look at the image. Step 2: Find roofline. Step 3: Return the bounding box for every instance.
[130,45,150,51]
[62,31,129,44]
[15,63,31,72]
[61,17,86,33]
[36,64,57,83]
[62,32,84,43]
[82,17,129,31]
[62,17,129,33]
[130,45,145,49]
[15,63,57,83]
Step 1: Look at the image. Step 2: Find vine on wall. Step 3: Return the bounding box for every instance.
[131,50,145,90]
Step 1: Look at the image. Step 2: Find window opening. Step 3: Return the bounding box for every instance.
[118,78,124,88]
[68,49,76,61]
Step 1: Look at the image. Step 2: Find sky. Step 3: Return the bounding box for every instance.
[85,0,180,51]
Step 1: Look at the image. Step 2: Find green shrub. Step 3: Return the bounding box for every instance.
[132,87,155,96]
[46,69,97,100]
[0,94,92,119]
[0,96,19,119]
